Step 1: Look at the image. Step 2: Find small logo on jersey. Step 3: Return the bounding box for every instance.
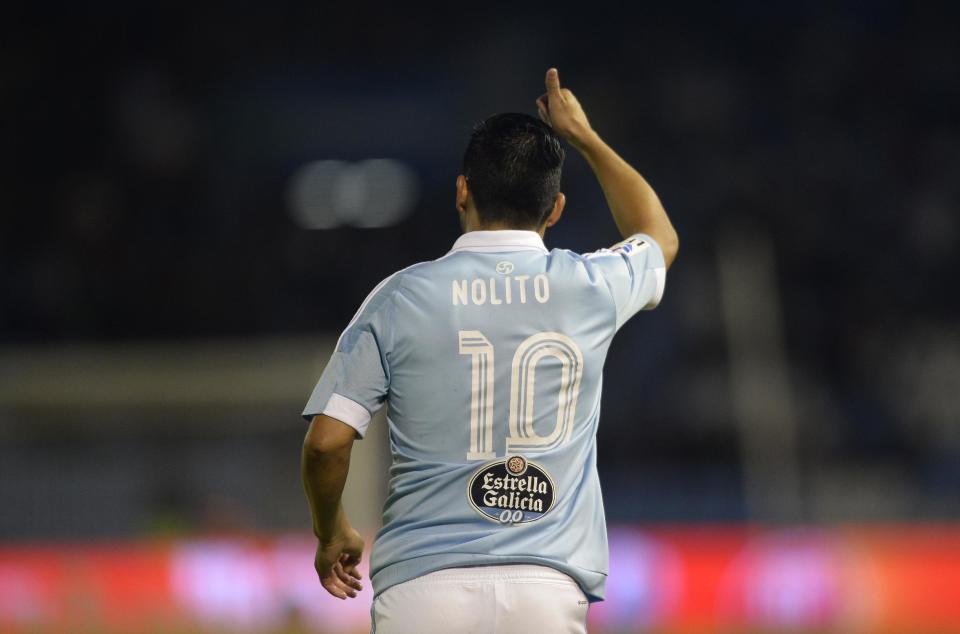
[611,237,647,255]
[467,456,555,525]
[506,455,528,476]
[495,261,514,275]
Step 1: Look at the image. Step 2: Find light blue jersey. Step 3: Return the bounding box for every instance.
[303,230,666,601]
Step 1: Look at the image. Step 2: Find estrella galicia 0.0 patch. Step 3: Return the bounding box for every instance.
[467,455,556,525]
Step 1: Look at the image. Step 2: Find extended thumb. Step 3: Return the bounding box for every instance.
[545,68,561,94]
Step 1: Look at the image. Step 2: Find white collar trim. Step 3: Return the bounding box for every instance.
[450,230,548,254]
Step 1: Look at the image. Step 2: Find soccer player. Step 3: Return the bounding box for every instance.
[301,68,678,633]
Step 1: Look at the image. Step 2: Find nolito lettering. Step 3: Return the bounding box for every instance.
[452,275,550,306]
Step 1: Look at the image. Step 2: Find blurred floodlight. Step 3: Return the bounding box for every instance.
[349,159,419,228]
[287,160,348,229]
[332,162,367,225]
[287,158,419,229]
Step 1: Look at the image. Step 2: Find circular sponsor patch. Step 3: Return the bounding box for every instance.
[468,456,556,525]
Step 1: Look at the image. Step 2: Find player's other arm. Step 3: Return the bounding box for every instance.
[536,68,679,269]
[302,414,364,599]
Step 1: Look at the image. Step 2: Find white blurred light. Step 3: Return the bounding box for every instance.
[287,158,419,230]
[287,160,348,230]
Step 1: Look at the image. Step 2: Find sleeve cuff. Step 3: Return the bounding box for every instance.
[644,266,667,309]
[321,393,372,438]
[633,233,666,310]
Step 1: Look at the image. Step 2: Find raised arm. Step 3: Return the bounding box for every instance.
[536,68,679,268]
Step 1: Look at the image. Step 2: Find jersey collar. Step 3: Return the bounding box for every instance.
[449,230,548,254]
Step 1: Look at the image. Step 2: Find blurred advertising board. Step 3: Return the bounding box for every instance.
[1,525,958,633]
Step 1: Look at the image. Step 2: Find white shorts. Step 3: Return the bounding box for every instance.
[371,564,589,634]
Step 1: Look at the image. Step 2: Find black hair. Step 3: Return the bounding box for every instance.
[462,113,565,228]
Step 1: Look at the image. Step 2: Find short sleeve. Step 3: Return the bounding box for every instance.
[583,233,667,330]
[301,282,395,438]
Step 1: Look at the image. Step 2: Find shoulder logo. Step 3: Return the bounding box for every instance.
[495,261,514,275]
[467,455,556,525]
[611,237,648,256]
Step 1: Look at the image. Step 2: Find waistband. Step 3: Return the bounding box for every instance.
[408,564,578,586]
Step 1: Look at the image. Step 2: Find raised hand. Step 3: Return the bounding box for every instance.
[535,68,596,149]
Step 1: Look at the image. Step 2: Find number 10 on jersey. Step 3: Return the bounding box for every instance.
[458,330,584,460]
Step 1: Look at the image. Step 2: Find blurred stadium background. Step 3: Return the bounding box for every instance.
[2,2,959,633]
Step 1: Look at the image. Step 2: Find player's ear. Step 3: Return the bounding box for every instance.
[543,192,565,228]
[456,175,469,215]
